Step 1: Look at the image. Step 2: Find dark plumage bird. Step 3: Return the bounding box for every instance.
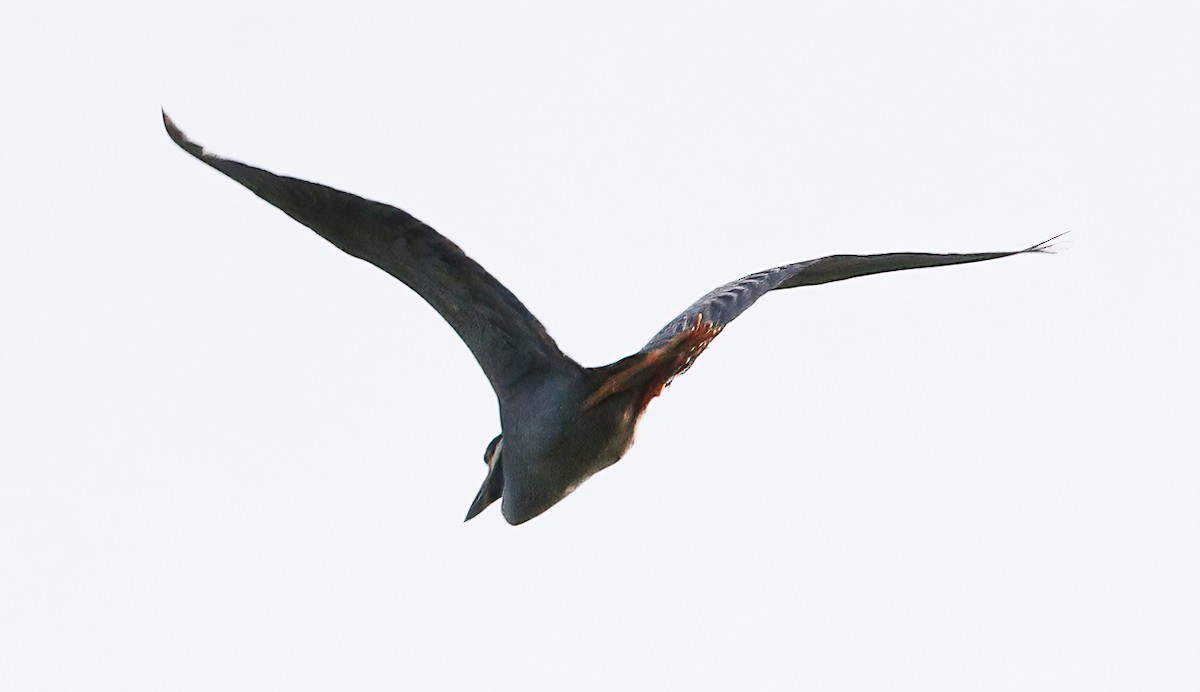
[164,112,1060,525]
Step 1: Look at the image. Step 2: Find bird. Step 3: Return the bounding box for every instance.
[163,111,1060,525]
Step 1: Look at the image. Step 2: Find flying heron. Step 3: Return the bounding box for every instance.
[163,112,1059,525]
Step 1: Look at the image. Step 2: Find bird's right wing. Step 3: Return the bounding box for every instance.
[164,113,575,401]
[584,236,1062,410]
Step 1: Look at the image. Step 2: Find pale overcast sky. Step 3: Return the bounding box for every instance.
[2,2,1197,690]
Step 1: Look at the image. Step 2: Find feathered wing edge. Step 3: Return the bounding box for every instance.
[582,235,1064,411]
[646,234,1065,351]
[162,111,577,401]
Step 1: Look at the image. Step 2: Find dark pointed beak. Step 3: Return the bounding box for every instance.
[464,457,504,522]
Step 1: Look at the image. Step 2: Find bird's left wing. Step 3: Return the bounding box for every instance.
[163,113,575,402]
[584,237,1061,407]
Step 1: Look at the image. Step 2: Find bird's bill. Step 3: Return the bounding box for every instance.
[464,459,504,522]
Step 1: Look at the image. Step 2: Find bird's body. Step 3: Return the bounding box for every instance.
[164,112,1059,524]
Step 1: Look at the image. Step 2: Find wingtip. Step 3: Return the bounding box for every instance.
[161,109,206,159]
[1025,231,1070,254]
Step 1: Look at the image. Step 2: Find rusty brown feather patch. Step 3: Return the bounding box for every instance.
[582,314,722,412]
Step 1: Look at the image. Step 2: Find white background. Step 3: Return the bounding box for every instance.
[2,2,1196,690]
